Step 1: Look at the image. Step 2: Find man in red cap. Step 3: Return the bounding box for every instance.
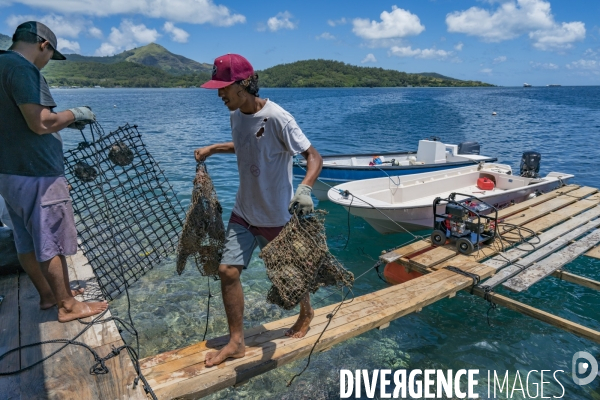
[195,54,323,367]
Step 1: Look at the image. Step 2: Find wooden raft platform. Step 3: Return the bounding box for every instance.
[0,251,147,400]
[139,184,600,399]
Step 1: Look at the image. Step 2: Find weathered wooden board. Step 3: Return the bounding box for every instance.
[379,240,431,264]
[142,262,495,399]
[141,264,465,379]
[0,273,20,400]
[484,218,600,288]
[471,287,600,343]
[552,270,600,292]
[410,246,457,269]
[585,245,600,260]
[496,184,579,219]
[484,206,600,271]
[504,229,600,292]
[2,252,148,400]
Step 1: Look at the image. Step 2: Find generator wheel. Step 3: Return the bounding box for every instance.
[457,238,475,255]
[431,230,447,246]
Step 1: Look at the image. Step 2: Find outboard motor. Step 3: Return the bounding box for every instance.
[520,151,541,178]
[458,141,480,155]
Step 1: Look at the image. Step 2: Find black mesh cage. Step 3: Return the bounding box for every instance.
[64,123,184,300]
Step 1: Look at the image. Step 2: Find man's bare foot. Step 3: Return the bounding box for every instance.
[39,288,85,310]
[285,309,314,339]
[57,300,108,323]
[205,341,245,367]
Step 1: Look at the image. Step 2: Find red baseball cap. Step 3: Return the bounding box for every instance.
[201,54,254,89]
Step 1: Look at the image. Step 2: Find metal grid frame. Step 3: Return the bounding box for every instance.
[64,123,184,300]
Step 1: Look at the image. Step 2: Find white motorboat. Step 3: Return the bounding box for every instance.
[294,139,496,201]
[327,162,573,234]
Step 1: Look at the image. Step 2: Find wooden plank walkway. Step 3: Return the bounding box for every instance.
[137,184,600,399]
[0,251,147,400]
[377,185,600,340]
[140,260,497,399]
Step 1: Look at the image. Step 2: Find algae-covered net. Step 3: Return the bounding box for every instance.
[176,161,225,277]
[259,211,354,310]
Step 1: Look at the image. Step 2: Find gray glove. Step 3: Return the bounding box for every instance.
[67,106,96,130]
[289,184,314,215]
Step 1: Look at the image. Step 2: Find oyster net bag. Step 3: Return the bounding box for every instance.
[259,211,354,310]
[176,161,225,276]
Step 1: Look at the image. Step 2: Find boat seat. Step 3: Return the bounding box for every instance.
[350,157,358,166]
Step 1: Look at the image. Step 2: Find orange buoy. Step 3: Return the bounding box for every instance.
[383,262,423,285]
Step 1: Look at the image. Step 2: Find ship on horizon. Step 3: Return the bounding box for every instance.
[523,83,532,87]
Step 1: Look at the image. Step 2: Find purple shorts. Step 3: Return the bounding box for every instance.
[0,174,77,262]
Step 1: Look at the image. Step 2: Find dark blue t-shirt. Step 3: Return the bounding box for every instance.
[0,50,64,177]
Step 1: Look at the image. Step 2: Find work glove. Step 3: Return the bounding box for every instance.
[288,184,314,216]
[67,106,96,130]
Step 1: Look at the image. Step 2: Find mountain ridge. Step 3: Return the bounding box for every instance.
[61,43,212,75]
[0,34,492,87]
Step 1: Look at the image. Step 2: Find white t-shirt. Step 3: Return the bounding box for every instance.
[231,99,311,227]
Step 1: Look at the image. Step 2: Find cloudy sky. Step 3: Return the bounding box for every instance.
[1,0,599,86]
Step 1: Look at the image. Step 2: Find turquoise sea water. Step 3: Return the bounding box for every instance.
[52,87,600,399]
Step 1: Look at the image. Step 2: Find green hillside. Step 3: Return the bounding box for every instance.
[1,33,492,88]
[0,33,11,50]
[417,72,461,81]
[259,60,492,88]
[43,61,210,88]
[61,43,212,75]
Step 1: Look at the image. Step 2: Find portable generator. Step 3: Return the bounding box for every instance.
[430,193,498,255]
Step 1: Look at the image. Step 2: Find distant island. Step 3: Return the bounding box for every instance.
[0,33,493,88]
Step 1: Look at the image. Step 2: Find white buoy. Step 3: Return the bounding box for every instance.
[113,105,117,108]
[492,111,497,115]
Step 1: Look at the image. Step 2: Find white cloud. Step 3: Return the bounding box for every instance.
[57,37,80,53]
[583,48,598,58]
[95,42,118,57]
[480,68,493,74]
[267,11,296,32]
[353,6,425,40]
[446,0,553,41]
[5,0,245,26]
[163,21,189,43]
[316,32,335,40]
[566,59,599,71]
[7,13,85,38]
[95,19,160,56]
[89,26,103,39]
[454,42,463,51]
[327,18,347,27]
[389,46,452,60]
[529,22,585,51]
[7,13,104,40]
[493,56,507,64]
[361,53,377,63]
[530,61,558,69]
[446,0,585,51]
